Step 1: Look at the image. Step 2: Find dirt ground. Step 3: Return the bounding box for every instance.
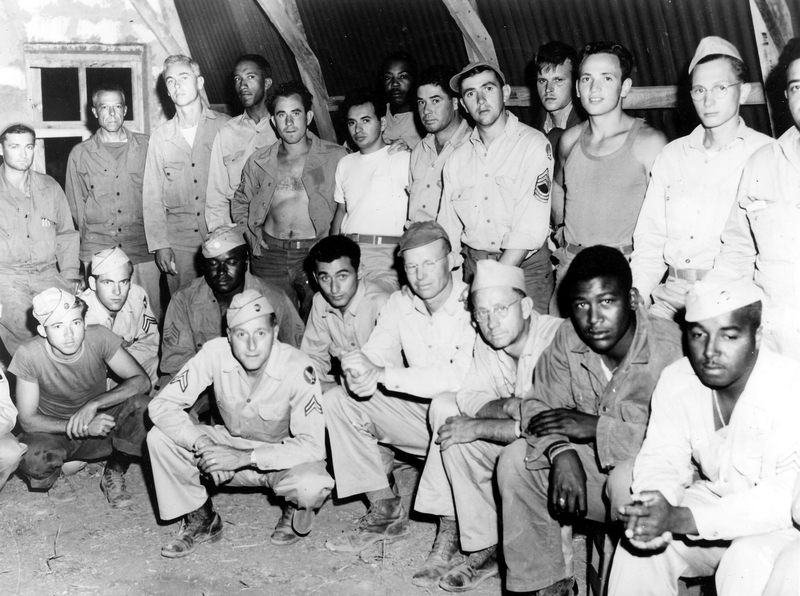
[0,463,589,596]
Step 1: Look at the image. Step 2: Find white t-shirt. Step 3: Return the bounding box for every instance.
[334,145,410,236]
[180,125,198,147]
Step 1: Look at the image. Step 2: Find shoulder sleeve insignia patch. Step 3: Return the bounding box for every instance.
[303,366,317,385]
[142,314,157,334]
[163,323,180,346]
[304,394,323,417]
[169,370,189,393]
[534,170,551,203]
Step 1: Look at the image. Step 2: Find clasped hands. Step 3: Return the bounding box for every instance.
[341,351,384,398]
[192,435,252,486]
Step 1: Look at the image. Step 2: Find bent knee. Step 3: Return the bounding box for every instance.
[497,439,531,487]
[428,392,458,428]
[0,436,26,467]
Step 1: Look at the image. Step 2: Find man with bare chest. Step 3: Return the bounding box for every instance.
[232,81,347,318]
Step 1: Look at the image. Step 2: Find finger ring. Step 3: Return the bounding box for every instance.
[636,525,644,534]
[558,497,566,506]
[210,458,216,464]
[83,425,88,430]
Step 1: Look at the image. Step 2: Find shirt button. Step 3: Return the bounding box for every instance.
[194,179,198,183]
[118,228,122,232]
[194,229,199,232]
[196,343,202,348]
[192,163,196,167]
[195,196,199,201]
[485,174,488,177]
[487,219,491,223]
[602,406,609,412]
[196,212,200,216]
[116,192,120,196]
[246,398,251,403]
[685,259,690,263]
[426,184,430,188]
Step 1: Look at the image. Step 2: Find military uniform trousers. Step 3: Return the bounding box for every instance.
[147,424,334,521]
[431,393,504,552]
[324,385,454,517]
[18,394,150,489]
[0,266,70,357]
[0,433,26,491]
[609,484,800,596]
[498,438,633,593]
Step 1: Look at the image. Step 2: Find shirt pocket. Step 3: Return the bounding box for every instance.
[664,183,693,239]
[248,401,290,442]
[451,185,478,229]
[223,149,245,188]
[162,162,188,209]
[749,198,796,262]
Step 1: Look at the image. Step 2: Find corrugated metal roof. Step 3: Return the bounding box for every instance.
[295,0,469,97]
[175,0,792,138]
[173,0,301,110]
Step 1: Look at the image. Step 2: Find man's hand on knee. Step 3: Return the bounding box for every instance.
[549,449,588,518]
[618,490,694,546]
[195,444,251,475]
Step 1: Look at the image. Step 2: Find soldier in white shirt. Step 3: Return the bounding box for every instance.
[324,222,476,586]
[632,37,772,320]
[611,270,800,596]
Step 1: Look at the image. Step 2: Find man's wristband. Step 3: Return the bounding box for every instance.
[547,442,576,464]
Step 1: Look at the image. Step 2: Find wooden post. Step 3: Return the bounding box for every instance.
[253,0,337,142]
[128,0,210,106]
[441,0,499,66]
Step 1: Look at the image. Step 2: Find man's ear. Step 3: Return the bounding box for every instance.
[264,77,273,93]
[502,84,512,103]
[755,324,763,350]
[621,77,633,98]
[520,295,535,319]
[306,110,315,126]
[36,325,46,338]
[739,82,752,105]
[380,116,387,133]
[88,277,97,292]
[357,263,367,279]
[197,75,205,91]
[629,287,641,311]
[91,107,99,120]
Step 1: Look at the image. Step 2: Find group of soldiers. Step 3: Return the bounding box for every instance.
[0,28,800,596]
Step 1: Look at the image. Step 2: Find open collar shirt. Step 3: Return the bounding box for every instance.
[361,275,476,398]
[65,127,150,264]
[408,119,472,223]
[522,309,682,471]
[438,112,552,255]
[633,348,800,541]
[0,165,79,278]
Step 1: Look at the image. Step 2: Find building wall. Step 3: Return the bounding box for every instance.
[0,0,174,134]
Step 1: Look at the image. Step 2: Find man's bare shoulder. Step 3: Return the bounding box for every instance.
[558,124,583,163]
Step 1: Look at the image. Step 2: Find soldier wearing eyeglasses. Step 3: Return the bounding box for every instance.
[412,260,561,591]
[631,37,772,322]
[323,221,476,586]
[497,246,681,596]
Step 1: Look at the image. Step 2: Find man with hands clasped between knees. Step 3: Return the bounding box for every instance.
[418,260,562,592]
[11,288,151,507]
[497,245,682,596]
[147,289,333,558]
[609,269,800,596]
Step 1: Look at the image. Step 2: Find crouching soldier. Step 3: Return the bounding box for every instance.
[148,289,333,558]
[11,287,151,506]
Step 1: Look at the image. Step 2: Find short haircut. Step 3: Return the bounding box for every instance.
[234,53,272,79]
[341,87,386,119]
[458,64,505,91]
[0,124,35,144]
[535,41,578,79]
[579,42,634,81]
[308,235,361,271]
[694,54,748,83]
[163,54,201,77]
[91,82,127,107]
[381,51,418,78]
[416,65,459,99]
[562,245,633,298]
[779,38,800,89]
[268,80,314,112]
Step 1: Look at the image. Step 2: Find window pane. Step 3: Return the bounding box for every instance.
[40,68,81,121]
[43,137,82,190]
[86,68,134,121]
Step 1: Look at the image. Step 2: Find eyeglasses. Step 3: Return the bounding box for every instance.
[473,298,521,322]
[403,255,447,276]
[689,82,742,101]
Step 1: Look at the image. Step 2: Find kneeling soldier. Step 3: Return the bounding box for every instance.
[148,289,333,558]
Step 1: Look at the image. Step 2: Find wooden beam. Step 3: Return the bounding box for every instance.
[253,0,336,142]
[441,0,499,66]
[753,0,795,52]
[128,0,210,106]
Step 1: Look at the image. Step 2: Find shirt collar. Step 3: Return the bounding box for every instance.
[322,280,368,318]
[469,111,519,148]
[687,117,749,151]
[546,103,574,131]
[222,338,285,381]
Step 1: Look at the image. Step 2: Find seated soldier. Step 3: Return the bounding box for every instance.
[497,245,682,596]
[82,247,160,385]
[420,260,562,591]
[611,270,800,596]
[0,368,26,491]
[301,235,390,393]
[323,222,476,583]
[11,288,151,507]
[161,224,304,380]
[147,290,333,557]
